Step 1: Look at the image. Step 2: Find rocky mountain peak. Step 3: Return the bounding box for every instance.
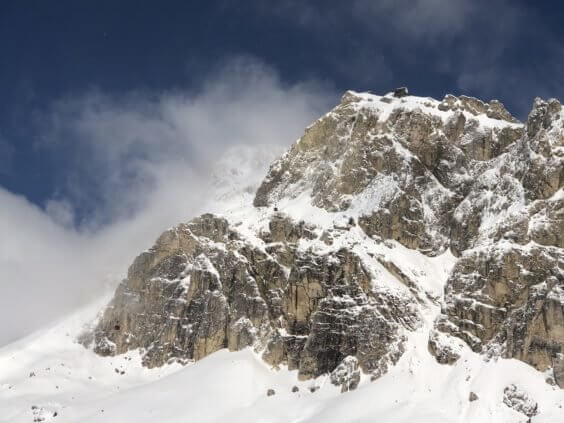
[527,96,563,138]
[438,93,518,123]
[254,90,527,255]
[84,90,564,391]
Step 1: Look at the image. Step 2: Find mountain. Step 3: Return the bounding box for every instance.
[1,89,563,422]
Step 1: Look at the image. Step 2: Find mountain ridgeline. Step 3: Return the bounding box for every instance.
[82,89,564,392]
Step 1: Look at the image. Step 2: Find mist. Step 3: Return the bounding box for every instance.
[0,57,334,345]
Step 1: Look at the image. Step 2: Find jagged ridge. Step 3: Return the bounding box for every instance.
[84,89,564,390]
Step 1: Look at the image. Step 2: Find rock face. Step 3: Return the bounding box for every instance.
[503,384,539,418]
[438,246,563,369]
[434,97,564,387]
[428,329,464,365]
[254,90,524,255]
[86,212,417,381]
[85,89,563,390]
[329,356,361,392]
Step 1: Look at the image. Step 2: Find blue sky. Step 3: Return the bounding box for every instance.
[1,1,564,342]
[2,1,564,223]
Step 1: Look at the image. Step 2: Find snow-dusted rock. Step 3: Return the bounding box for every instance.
[85,213,417,381]
[435,96,564,386]
[427,328,465,364]
[254,90,524,255]
[503,384,539,418]
[85,89,563,390]
[330,356,361,392]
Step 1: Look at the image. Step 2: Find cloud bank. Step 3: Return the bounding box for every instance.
[0,58,334,345]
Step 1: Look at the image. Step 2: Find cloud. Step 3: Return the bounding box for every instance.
[45,198,75,228]
[0,57,335,345]
[36,57,334,226]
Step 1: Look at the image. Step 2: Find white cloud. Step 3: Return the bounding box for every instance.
[45,198,75,228]
[37,57,333,225]
[0,57,335,345]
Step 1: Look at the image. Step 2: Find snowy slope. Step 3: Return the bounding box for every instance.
[1,297,563,423]
[2,200,562,422]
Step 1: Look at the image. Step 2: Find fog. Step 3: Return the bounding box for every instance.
[0,57,334,345]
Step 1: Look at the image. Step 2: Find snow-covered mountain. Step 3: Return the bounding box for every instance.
[1,89,563,422]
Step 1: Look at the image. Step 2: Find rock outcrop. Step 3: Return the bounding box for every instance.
[329,356,361,392]
[254,90,525,255]
[433,97,564,387]
[85,213,417,381]
[85,89,563,390]
[503,384,539,418]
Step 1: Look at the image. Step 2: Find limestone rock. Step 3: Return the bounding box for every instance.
[330,356,361,392]
[393,87,409,98]
[428,329,463,365]
[85,213,416,381]
[503,385,539,417]
[85,89,564,394]
[254,90,523,256]
[435,243,564,386]
[553,353,564,388]
[438,94,518,124]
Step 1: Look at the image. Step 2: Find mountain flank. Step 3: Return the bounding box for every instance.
[82,89,564,391]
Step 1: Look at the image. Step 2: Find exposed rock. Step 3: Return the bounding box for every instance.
[553,353,564,388]
[528,196,564,248]
[469,392,478,402]
[266,388,275,397]
[428,329,463,364]
[428,95,564,388]
[487,99,518,122]
[329,356,361,392]
[86,213,415,381]
[435,244,564,382]
[254,90,524,256]
[438,94,518,124]
[393,87,409,98]
[522,98,564,200]
[86,214,276,367]
[262,212,316,244]
[503,384,539,417]
[85,89,564,394]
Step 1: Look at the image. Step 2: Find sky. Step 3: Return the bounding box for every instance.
[1,0,564,344]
